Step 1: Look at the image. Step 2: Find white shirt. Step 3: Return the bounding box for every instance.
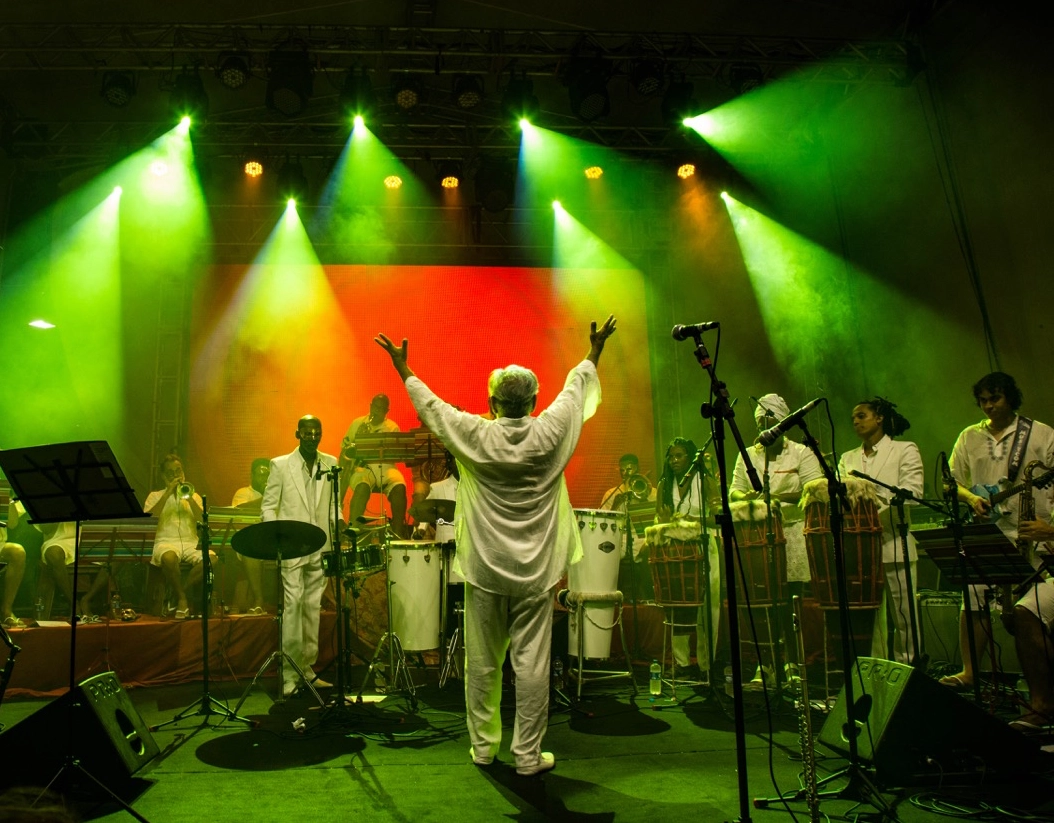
[731,439,823,520]
[144,489,203,552]
[950,416,1054,541]
[405,360,601,596]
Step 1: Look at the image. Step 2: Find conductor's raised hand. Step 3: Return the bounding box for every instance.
[587,314,617,365]
[375,333,415,382]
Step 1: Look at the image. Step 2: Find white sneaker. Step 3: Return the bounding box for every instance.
[516,752,555,776]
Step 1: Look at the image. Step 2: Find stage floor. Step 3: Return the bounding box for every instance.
[2,668,1052,823]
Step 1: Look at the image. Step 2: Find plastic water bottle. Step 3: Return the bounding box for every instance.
[35,597,45,622]
[110,592,121,618]
[649,660,662,696]
[553,657,565,691]
[724,665,734,697]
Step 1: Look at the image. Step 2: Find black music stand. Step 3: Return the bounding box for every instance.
[0,441,151,823]
[915,523,1047,588]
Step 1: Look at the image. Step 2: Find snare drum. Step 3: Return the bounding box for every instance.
[352,544,385,574]
[568,509,623,659]
[729,500,786,607]
[387,540,442,650]
[802,478,884,608]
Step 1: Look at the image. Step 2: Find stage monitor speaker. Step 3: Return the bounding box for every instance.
[818,657,1043,786]
[0,671,159,790]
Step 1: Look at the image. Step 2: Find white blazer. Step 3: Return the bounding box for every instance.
[261,447,340,568]
[838,436,924,564]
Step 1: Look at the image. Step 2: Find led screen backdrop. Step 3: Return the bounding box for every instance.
[187,265,655,511]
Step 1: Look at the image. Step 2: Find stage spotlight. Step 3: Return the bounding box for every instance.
[677,163,696,179]
[501,76,540,123]
[452,75,484,109]
[437,160,462,189]
[729,63,765,95]
[244,158,264,178]
[661,80,697,126]
[100,71,136,108]
[340,70,376,120]
[217,52,251,90]
[112,186,123,195]
[276,159,309,202]
[475,157,516,213]
[170,70,209,120]
[266,44,313,117]
[392,74,423,111]
[584,166,603,180]
[150,160,169,177]
[720,191,730,200]
[177,116,192,134]
[353,114,364,129]
[384,175,403,190]
[563,57,610,122]
[630,60,664,97]
[552,200,562,211]
[29,319,56,329]
[286,198,297,209]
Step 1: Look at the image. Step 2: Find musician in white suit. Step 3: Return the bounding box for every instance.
[837,397,924,664]
[261,415,342,697]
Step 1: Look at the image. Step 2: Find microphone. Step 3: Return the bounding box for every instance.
[672,321,719,341]
[757,397,824,447]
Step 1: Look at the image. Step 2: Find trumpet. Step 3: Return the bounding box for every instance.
[628,473,652,500]
[177,482,195,500]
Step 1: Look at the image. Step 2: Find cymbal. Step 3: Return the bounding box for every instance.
[409,499,456,522]
[231,520,327,561]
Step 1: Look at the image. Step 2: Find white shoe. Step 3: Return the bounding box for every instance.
[469,746,493,766]
[516,752,555,776]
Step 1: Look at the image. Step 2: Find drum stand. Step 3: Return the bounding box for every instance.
[232,553,324,715]
[354,529,418,711]
[439,601,464,688]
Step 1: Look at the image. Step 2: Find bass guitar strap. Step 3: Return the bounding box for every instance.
[1007,416,1033,483]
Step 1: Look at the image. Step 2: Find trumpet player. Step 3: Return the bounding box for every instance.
[145,453,211,619]
[599,454,655,511]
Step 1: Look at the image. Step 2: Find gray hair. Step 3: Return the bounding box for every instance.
[488,365,539,418]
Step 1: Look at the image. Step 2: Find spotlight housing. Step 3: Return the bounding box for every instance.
[340,70,376,120]
[101,71,137,108]
[244,157,264,178]
[729,63,765,96]
[170,70,209,120]
[391,74,423,111]
[437,160,463,189]
[276,158,309,201]
[452,75,484,109]
[266,44,313,117]
[661,80,697,126]
[501,76,540,123]
[563,57,610,122]
[474,157,517,213]
[630,60,664,97]
[677,163,696,180]
[384,175,404,190]
[584,166,603,180]
[216,52,251,90]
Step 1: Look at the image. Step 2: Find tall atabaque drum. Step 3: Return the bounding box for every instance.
[802,478,884,609]
[728,500,786,607]
[645,521,708,605]
[568,509,624,659]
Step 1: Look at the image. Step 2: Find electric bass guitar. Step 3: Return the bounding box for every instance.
[970,467,1054,519]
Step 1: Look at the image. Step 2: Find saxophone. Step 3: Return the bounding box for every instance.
[1005,460,1054,631]
[792,595,820,822]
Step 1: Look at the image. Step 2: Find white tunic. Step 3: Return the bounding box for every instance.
[405,360,601,596]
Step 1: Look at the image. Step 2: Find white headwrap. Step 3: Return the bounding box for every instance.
[754,393,790,426]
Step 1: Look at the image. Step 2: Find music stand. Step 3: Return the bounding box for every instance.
[915,523,1047,587]
[0,441,151,823]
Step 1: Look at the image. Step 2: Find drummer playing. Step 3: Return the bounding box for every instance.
[730,393,823,689]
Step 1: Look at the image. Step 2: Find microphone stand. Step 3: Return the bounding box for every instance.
[760,446,786,693]
[787,417,895,819]
[847,470,945,670]
[681,330,761,823]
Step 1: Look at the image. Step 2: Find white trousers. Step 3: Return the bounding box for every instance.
[464,584,552,769]
[871,561,919,664]
[281,551,325,689]
[672,538,722,669]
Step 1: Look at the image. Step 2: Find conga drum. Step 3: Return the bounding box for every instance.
[568,509,623,659]
[729,500,786,607]
[802,478,884,609]
[645,521,708,605]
